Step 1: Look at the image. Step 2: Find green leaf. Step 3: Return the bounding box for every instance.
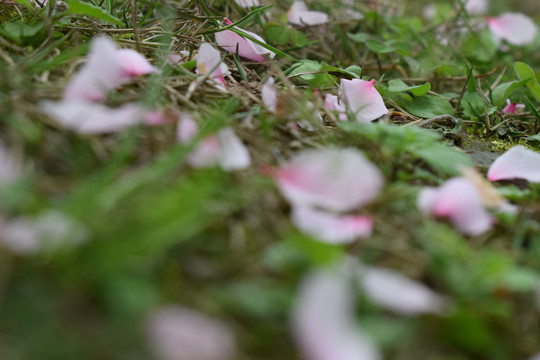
[7,0,34,8]
[514,61,540,101]
[460,30,498,63]
[264,23,290,46]
[491,79,529,107]
[387,79,431,97]
[2,21,43,43]
[400,94,454,118]
[64,0,124,26]
[411,143,473,175]
[365,39,398,53]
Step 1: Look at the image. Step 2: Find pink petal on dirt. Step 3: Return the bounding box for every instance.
[234,0,260,7]
[146,306,236,360]
[291,206,373,244]
[292,269,381,360]
[288,1,329,26]
[341,79,389,123]
[196,43,230,86]
[215,18,275,62]
[417,177,493,236]
[40,100,145,134]
[262,78,277,113]
[487,145,540,183]
[487,12,538,46]
[324,94,347,121]
[358,266,447,315]
[276,148,384,212]
[116,49,159,77]
[464,0,488,15]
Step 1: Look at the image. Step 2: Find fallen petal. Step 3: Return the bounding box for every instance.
[358,266,447,315]
[196,43,230,87]
[291,206,373,244]
[146,306,236,360]
[324,94,347,121]
[262,78,278,113]
[177,114,199,144]
[234,0,260,7]
[487,145,540,183]
[215,18,275,62]
[464,0,488,15]
[288,1,329,27]
[276,148,384,212]
[341,79,389,123]
[116,49,159,78]
[487,12,538,46]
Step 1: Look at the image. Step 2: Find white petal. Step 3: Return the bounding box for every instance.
[147,306,236,360]
[262,78,277,113]
[234,0,259,7]
[276,148,384,212]
[487,12,538,46]
[464,0,488,15]
[291,206,373,244]
[216,128,251,170]
[288,1,329,26]
[196,43,230,85]
[341,79,389,123]
[176,114,199,144]
[487,145,540,182]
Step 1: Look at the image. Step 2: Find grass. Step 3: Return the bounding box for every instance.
[1,0,540,359]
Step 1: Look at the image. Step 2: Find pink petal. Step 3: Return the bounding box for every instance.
[324,94,347,121]
[487,12,538,46]
[358,266,447,315]
[288,1,329,26]
[146,306,236,360]
[196,43,230,86]
[166,51,190,66]
[215,18,275,62]
[464,0,488,15]
[293,269,381,360]
[234,0,260,7]
[341,79,389,123]
[291,206,373,244]
[176,114,199,144]
[41,100,145,134]
[417,177,493,236]
[275,148,384,212]
[487,145,540,182]
[0,143,21,186]
[262,78,277,113]
[215,128,251,170]
[116,49,159,77]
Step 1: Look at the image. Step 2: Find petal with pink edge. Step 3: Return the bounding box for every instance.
[262,78,278,113]
[341,79,389,123]
[324,94,347,121]
[417,177,493,236]
[276,148,384,212]
[288,1,329,27]
[116,49,159,78]
[196,43,230,87]
[292,269,381,360]
[291,206,373,244]
[358,266,447,315]
[146,306,236,360]
[487,12,538,46]
[487,145,540,182]
[215,18,275,62]
[40,100,145,134]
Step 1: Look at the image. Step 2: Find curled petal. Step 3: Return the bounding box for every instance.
[146,306,235,360]
[417,177,493,236]
[291,206,373,244]
[293,269,381,360]
[487,145,540,183]
[215,18,275,62]
[341,79,388,123]
[196,43,230,87]
[262,78,278,113]
[358,266,447,315]
[324,94,347,121]
[276,148,384,212]
[487,12,538,46]
[41,100,145,134]
[234,0,260,7]
[288,1,329,27]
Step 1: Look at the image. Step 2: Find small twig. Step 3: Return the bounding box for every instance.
[403,114,457,128]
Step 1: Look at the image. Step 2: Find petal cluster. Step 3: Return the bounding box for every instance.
[288,1,329,27]
[418,177,493,236]
[487,12,538,46]
[341,79,389,123]
[487,145,540,183]
[177,115,251,171]
[215,18,275,62]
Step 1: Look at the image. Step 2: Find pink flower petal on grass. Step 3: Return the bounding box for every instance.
[293,269,381,360]
[341,79,388,123]
[276,148,384,212]
[215,18,275,62]
[41,100,145,134]
[324,94,347,121]
[64,36,157,102]
[358,266,447,315]
[487,145,540,182]
[417,177,493,236]
[291,206,373,244]
[502,99,525,114]
[487,12,537,46]
[147,306,235,360]
[196,43,230,88]
[262,78,277,113]
[288,1,329,27]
